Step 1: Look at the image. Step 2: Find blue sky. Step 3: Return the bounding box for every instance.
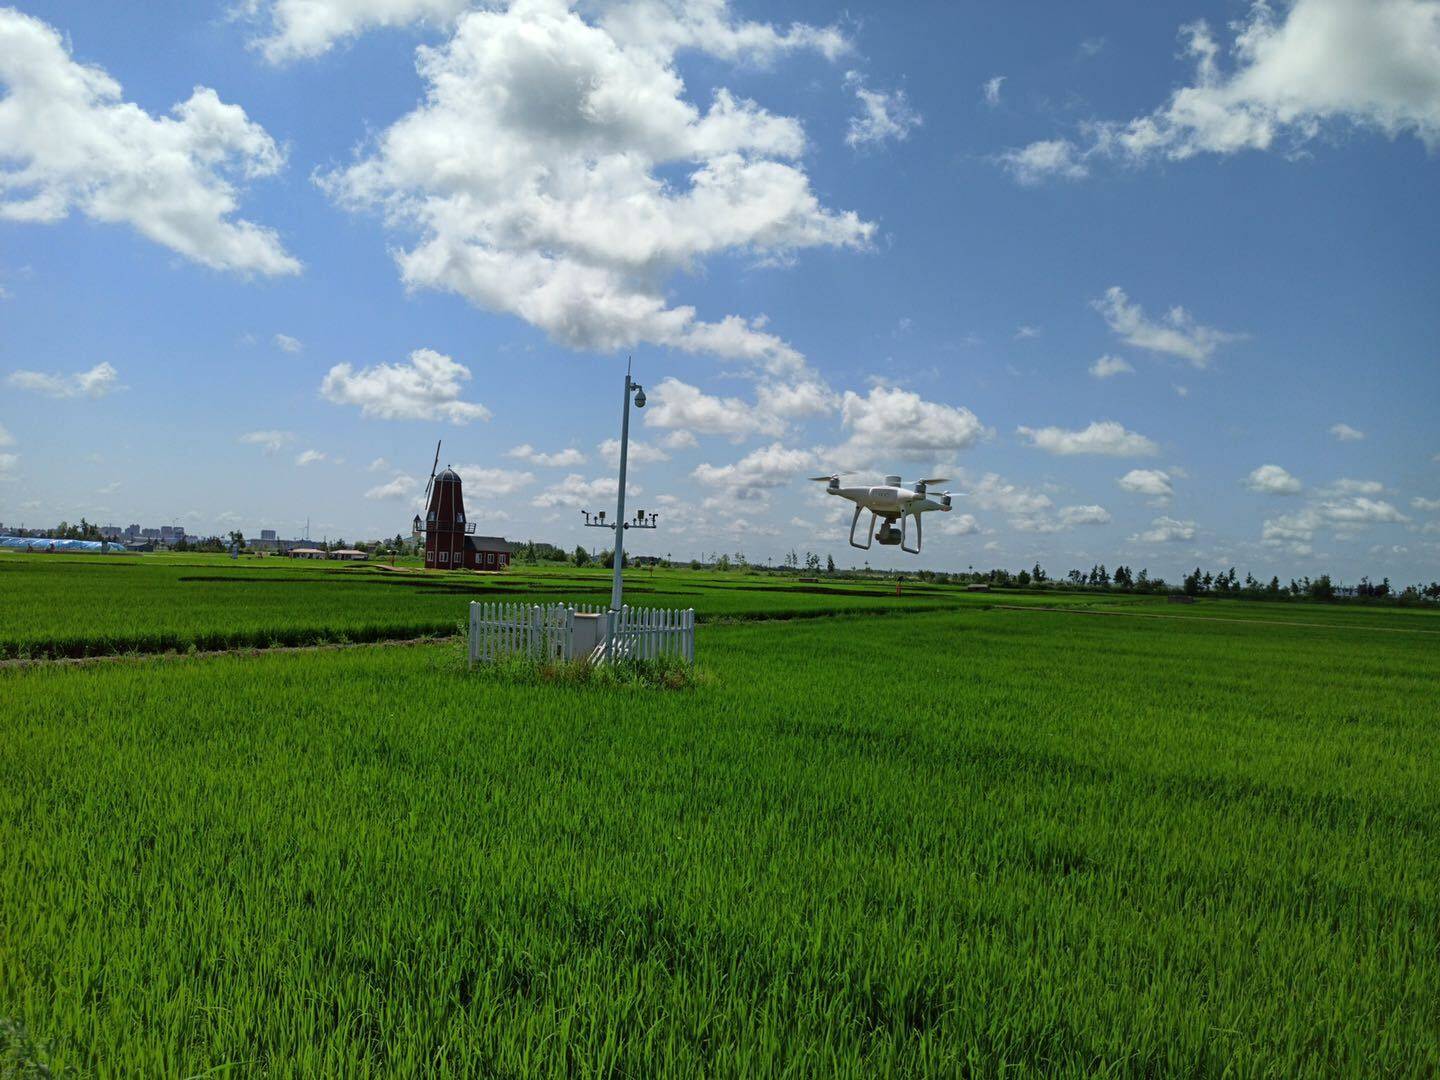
[2,0,1437,581]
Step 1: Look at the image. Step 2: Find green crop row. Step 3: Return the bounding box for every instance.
[3,607,1437,1075]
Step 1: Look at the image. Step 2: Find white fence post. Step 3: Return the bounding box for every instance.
[468,599,695,668]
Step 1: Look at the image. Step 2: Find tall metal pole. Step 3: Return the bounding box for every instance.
[610,367,634,611]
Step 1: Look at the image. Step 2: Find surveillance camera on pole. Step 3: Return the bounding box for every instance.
[583,358,659,611]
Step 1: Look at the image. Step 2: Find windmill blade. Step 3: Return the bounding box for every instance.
[422,439,442,504]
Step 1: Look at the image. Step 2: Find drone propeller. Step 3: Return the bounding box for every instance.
[916,477,950,486]
[808,475,839,482]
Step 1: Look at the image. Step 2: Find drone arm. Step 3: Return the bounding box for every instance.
[848,504,875,550]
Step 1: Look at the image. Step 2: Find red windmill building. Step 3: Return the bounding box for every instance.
[411,444,513,571]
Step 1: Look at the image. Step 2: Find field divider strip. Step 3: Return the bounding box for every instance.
[991,604,1440,635]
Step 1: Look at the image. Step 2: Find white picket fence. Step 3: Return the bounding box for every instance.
[468,601,695,667]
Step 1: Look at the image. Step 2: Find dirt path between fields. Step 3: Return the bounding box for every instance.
[993,604,1440,635]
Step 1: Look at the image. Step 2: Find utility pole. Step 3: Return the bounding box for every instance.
[583,359,658,611]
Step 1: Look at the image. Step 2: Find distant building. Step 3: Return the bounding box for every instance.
[260,529,277,541]
[330,548,368,561]
[99,524,123,539]
[160,525,183,541]
[124,524,141,540]
[141,528,160,540]
[289,547,327,559]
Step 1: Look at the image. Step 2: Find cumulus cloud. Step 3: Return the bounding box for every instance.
[1000,0,1440,180]
[247,0,850,65]
[598,437,670,466]
[1118,468,1174,498]
[534,472,622,508]
[0,451,17,479]
[1058,504,1112,526]
[321,348,491,424]
[982,75,1005,107]
[693,441,814,489]
[364,473,419,501]
[1324,477,1384,496]
[1089,355,1134,378]
[938,512,981,536]
[239,429,296,454]
[319,1,871,373]
[0,9,297,275]
[1412,496,1440,512]
[295,449,327,466]
[507,444,587,468]
[836,386,990,465]
[1247,464,1303,494]
[1263,495,1409,545]
[451,464,536,497]
[996,138,1088,184]
[0,422,12,447]
[1092,286,1239,367]
[1330,422,1365,441]
[844,72,921,148]
[273,333,303,353]
[1132,516,1196,544]
[643,377,773,440]
[7,361,120,399]
[1017,420,1158,457]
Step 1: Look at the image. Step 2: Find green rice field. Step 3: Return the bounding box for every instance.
[2,555,1438,1075]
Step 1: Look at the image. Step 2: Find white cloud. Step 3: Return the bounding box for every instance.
[319,2,870,374]
[938,513,981,536]
[0,422,12,447]
[247,0,850,65]
[321,348,490,424]
[1013,325,1041,340]
[0,452,17,479]
[364,473,419,501]
[693,442,814,489]
[1092,286,1239,367]
[643,377,772,440]
[534,472,622,508]
[1246,464,1303,494]
[845,72,921,147]
[1330,422,1365,441]
[837,386,990,465]
[1263,494,1409,545]
[7,361,120,399]
[1003,1,1440,177]
[1059,504,1112,526]
[960,472,1052,522]
[1118,468,1174,498]
[273,333,303,353]
[661,429,698,450]
[243,0,473,62]
[1412,496,1440,512]
[0,9,297,275]
[239,430,295,455]
[1089,355,1134,378]
[451,464,536,497]
[507,444,588,468]
[1017,420,1158,457]
[756,378,839,420]
[368,457,390,472]
[1132,516,1196,544]
[996,138,1088,184]
[1325,478,1384,496]
[295,449,327,466]
[982,75,1005,107]
[598,437,670,466]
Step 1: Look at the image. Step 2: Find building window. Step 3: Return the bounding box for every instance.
[455,512,464,524]
[427,510,437,524]
[486,552,494,566]
[439,551,448,564]
[425,552,433,564]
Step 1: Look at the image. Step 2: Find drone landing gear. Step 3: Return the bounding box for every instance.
[901,511,922,555]
[848,505,876,550]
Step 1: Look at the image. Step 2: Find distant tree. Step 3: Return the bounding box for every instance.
[1267,575,1281,597]
[1183,568,1203,597]
[228,530,245,549]
[1308,574,1335,602]
[826,554,836,573]
[1017,569,1032,587]
[573,545,589,567]
[1032,563,1047,583]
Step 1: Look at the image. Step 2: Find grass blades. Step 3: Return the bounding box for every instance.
[3,607,1438,1075]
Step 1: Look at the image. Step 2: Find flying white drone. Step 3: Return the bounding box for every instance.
[809,474,952,554]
